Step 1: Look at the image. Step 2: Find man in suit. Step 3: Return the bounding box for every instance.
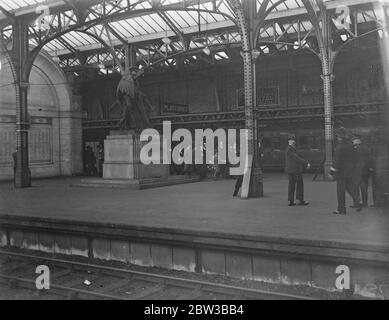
[285,135,310,206]
[352,136,373,207]
[330,128,362,214]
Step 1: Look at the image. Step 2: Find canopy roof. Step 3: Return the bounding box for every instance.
[0,0,386,74]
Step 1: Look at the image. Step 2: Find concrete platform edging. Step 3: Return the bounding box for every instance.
[0,216,388,299]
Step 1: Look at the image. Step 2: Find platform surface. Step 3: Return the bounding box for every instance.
[0,174,388,248]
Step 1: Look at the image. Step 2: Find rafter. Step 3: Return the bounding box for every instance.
[0,5,14,22]
[157,11,189,50]
[253,0,270,47]
[0,0,383,77]
[104,22,127,44]
[57,36,85,65]
[301,0,324,48]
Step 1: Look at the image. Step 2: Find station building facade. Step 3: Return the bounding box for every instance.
[0,38,388,180]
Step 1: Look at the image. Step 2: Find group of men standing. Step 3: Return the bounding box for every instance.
[330,128,373,214]
[285,128,375,214]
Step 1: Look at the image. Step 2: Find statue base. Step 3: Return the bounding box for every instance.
[72,175,200,190]
[73,130,201,189]
[103,130,169,180]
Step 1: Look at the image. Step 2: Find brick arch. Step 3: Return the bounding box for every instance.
[0,49,72,113]
[0,49,82,180]
[32,49,72,112]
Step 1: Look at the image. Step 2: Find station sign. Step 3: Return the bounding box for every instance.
[162,103,189,115]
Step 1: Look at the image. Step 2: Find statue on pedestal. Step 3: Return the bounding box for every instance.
[109,67,152,132]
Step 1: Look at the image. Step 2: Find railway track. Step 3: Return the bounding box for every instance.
[0,250,315,300]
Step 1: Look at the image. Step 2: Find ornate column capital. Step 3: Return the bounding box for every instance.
[320,74,335,82]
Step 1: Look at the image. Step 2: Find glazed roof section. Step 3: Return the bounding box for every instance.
[0,0,384,63]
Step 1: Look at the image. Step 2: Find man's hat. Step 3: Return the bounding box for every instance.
[287,134,296,141]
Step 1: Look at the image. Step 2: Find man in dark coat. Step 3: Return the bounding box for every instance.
[96,142,104,177]
[331,129,362,214]
[352,136,373,207]
[285,135,310,206]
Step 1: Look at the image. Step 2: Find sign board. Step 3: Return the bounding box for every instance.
[257,87,279,106]
[237,87,279,108]
[162,103,189,115]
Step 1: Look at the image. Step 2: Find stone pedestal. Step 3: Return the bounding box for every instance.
[103,131,169,180]
[73,131,199,189]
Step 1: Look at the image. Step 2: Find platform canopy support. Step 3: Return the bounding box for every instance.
[302,0,336,179]
[11,18,34,188]
[227,0,267,198]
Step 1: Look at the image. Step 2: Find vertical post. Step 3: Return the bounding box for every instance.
[302,0,335,180]
[251,60,259,169]
[320,10,335,179]
[321,54,335,179]
[14,18,31,188]
[228,0,263,197]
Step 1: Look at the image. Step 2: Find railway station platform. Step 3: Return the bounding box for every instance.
[0,174,388,299]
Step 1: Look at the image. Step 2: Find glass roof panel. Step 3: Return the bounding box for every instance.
[217,2,235,17]
[131,16,157,34]
[108,20,135,37]
[121,19,143,36]
[259,0,304,11]
[8,0,30,9]
[62,33,85,47]
[301,20,312,30]
[0,0,380,67]
[162,0,183,5]
[140,14,165,32]
[174,10,198,25]
[134,0,152,10]
[0,1,13,10]
[0,0,56,11]
[165,11,191,29]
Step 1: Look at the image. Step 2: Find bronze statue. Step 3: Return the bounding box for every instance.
[110,67,152,132]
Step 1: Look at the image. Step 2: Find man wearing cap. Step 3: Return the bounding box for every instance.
[331,128,362,214]
[352,136,373,207]
[285,135,310,206]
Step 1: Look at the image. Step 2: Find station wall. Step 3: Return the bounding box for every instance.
[80,44,387,120]
[0,50,83,181]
